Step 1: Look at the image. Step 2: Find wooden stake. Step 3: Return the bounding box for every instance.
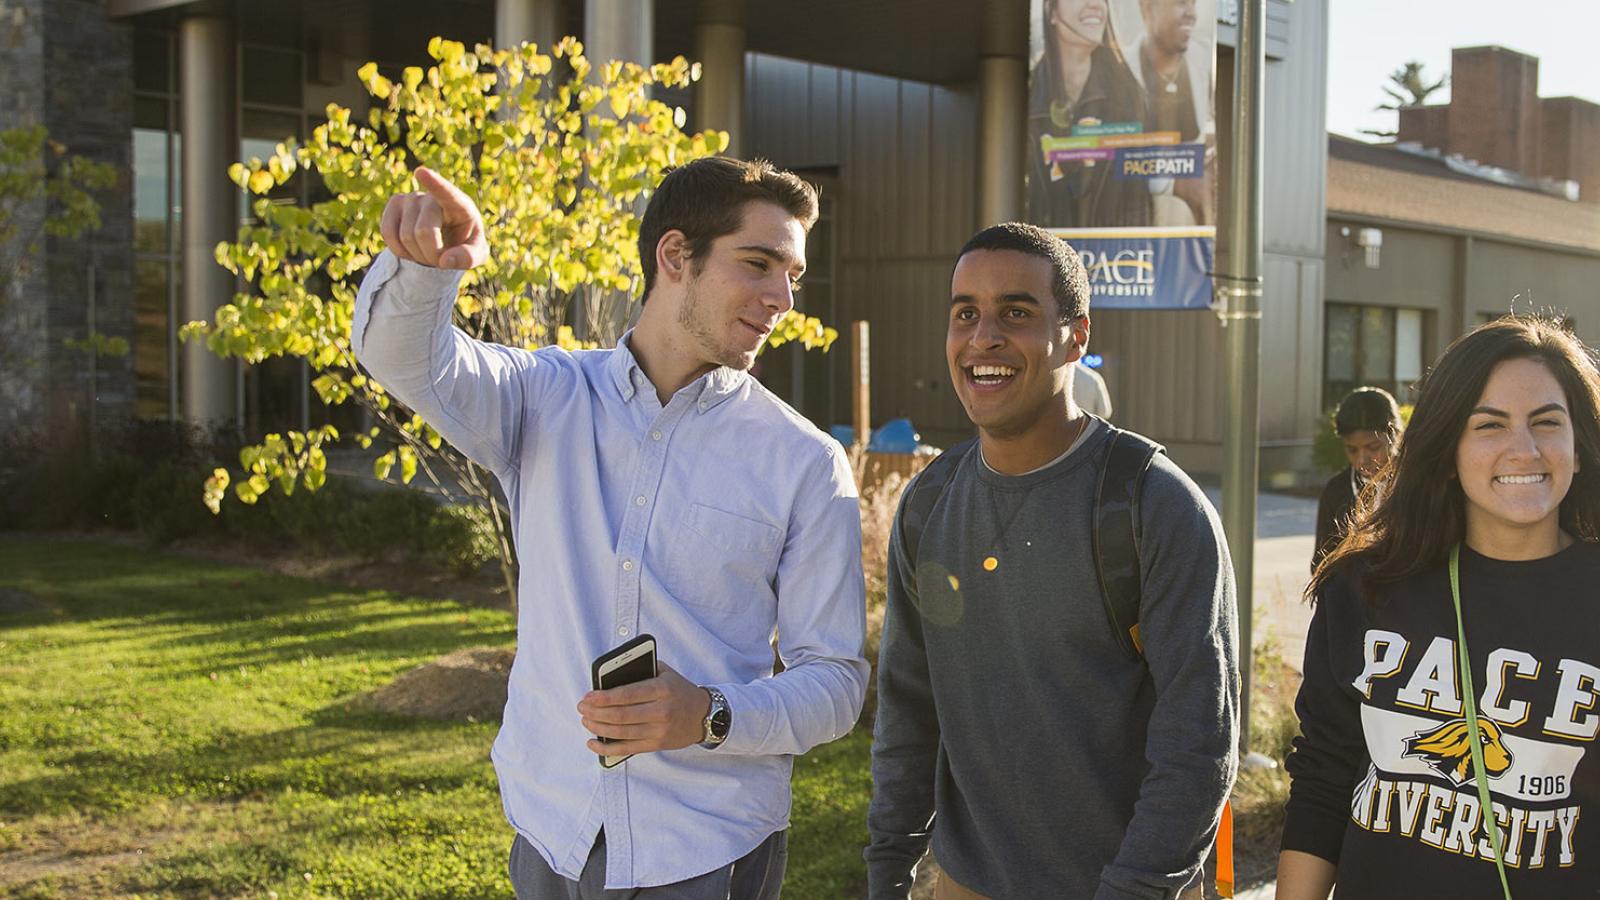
[851,321,870,450]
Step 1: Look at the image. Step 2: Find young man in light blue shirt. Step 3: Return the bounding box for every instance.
[352,157,869,899]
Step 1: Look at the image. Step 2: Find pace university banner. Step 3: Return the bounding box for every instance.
[1026,0,1217,310]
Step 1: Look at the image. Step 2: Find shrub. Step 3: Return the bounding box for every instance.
[426,503,503,577]
[334,486,439,560]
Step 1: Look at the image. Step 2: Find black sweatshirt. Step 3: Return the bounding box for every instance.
[1284,542,1600,898]
[1313,468,1358,572]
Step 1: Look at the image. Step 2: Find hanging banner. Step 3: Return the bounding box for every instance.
[1027,0,1217,310]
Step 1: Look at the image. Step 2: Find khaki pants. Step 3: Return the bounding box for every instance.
[933,870,1207,900]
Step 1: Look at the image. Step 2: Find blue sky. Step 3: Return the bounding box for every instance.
[1326,0,1596,140]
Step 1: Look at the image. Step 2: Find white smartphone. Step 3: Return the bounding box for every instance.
[590,634,657,768]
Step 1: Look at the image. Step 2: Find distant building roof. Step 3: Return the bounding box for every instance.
[1327,134,1600,254]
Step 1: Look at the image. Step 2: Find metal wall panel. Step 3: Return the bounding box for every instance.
[747,54,979,442]
[1217,0,1295,59]
[1324,223,1457,312]
[1465,240,1600,325]
[744,0,1332,479]
[1261,0,1328,259]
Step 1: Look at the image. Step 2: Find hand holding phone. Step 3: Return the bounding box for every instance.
[589,634,657,768]
[580,639,715,765]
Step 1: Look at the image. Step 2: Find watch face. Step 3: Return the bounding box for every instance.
[710,707,731,739]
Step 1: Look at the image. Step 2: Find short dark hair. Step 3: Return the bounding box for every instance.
[637,157,819,299]
[956,222,1090,323]
[1333,386,1402,437]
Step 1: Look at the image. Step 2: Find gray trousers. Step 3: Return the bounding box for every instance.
[509,829,787,900]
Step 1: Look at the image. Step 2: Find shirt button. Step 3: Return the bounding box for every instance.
[651,430,662,441]
[621,559,634,571]
[617,626,630,637]
[634,495,646,506]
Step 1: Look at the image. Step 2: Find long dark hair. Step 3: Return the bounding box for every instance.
[1035,0,1144,115]
[1308,316,1600,599]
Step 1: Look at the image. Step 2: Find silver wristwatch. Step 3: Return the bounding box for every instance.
[700,686,731,748]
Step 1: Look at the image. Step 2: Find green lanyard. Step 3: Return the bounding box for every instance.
[1449,544,1514,900]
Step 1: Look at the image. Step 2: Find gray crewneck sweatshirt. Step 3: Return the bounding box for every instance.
[866,423,1239,899]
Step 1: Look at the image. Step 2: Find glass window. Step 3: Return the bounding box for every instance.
[242,46,303,108]
[134,258,172,420]
[240,110,302,220]
[1358,307,1394,384]
[1324,302,1424,407]
[133,128,170,254]
[133,30,171,93]
[1324,305,1357,383]
[1395,309,1424,385]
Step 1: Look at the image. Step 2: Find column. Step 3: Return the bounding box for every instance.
[584,0,653,67]
[179,14,238,428]
[976,0,1028,227]
[693,0,744,157]
[497,0,564,51]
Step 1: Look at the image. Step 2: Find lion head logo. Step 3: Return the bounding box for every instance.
[1402,718,1514,786]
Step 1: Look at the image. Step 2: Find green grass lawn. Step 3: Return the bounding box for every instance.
[0,538,870,898]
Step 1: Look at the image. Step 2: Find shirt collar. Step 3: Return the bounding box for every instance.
[609,329,747,412]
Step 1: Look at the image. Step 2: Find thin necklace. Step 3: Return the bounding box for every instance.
[980,415,1089,572]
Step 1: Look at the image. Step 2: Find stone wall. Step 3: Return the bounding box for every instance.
[0,0,49,433]
[0,0,134,438]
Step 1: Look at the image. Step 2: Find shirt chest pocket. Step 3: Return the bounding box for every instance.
[663,503,783,611]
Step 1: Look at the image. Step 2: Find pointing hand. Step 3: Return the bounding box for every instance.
[378,166,489,270]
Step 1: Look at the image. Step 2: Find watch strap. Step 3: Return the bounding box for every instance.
[700,686,730,747]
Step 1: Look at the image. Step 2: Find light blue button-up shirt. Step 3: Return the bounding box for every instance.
[351,251,869,889]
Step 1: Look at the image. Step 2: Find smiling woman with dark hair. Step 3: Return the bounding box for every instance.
[1279,316,1600,899]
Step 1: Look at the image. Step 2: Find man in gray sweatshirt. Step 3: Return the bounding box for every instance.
[866,223,1238,899]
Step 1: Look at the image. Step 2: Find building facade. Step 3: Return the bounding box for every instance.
[1330,46,1600,420]
[5,0,1339,483]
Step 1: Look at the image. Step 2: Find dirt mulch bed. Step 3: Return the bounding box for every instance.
[358,646,515,721]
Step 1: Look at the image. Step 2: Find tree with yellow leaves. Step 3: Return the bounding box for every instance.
[187,37,837,602]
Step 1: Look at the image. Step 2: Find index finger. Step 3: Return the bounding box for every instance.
[414,167,475,218]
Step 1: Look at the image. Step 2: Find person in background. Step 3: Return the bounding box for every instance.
[1312,387,1402,570]
[1280,316,1600,898]
[1073,360,1114,418]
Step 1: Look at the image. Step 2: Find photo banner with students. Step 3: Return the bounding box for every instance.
[1027,0,1217,310]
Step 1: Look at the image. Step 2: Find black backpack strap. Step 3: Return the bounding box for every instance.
[899,437,978,569]
[1092,427,1165,660]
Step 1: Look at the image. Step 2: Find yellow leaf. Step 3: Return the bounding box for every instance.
[403,67,423,92]
[248,170,275,195]
[399,446,418,484]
